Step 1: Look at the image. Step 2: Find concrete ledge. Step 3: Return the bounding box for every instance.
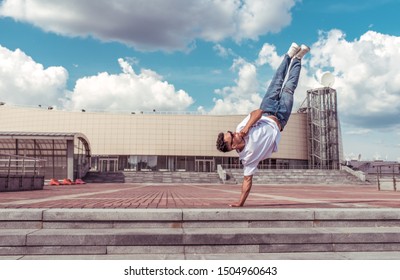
[184,245,259,254]
[107,245,184,254]
[0,221,42,229]
[249,220,314,228]
[315,209,400,220]
[261,243,333,253]
[26,228,184,246]
[3,208,400,223]
[313,220,400,227]
[329,227,400,243]
[18,254,185,260]
[334,243,400,252]
[182,209,314,221]
[0,246,106,255]
[184,221,250,228]
[0,209,44,220]
[43,222,114,229]
[0,175,44,192]
[0,229,38,246]
[26,246,107,255]
[43,209,182,222]
[183,227,331,245]
[6,251,400,260]
[0,246,27,255]
[4,208,400,230]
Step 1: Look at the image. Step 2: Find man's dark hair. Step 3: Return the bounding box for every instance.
[216,132,229,152]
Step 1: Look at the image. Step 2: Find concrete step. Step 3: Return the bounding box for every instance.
[7,251,400,260]
[227,169,369,185]
[4,208,400,229]
[2,209,400,257]
[83,171,222,184]
[3,227,400,255]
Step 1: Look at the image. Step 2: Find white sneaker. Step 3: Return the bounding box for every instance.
[287,42,300,58]
[295,44,310,59]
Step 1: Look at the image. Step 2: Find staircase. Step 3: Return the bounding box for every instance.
[227,169,370,185]
[83,171,221,184]
[2,208,400,259]
[124,171,221,184]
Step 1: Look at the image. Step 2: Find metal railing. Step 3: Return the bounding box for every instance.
[0,154,46,176]
[376,163,400,191]
[220,164,310,170]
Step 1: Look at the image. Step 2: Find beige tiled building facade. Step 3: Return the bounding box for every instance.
[0,105,309,178]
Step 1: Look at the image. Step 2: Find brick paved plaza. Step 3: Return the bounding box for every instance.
[1,183,399,209]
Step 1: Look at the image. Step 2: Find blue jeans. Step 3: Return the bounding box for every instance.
[259,54,301,130]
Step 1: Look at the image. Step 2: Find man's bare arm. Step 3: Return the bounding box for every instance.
[240,109,263,136]
[229,175,253,207]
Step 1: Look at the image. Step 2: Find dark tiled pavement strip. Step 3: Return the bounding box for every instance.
[0,183,399,209]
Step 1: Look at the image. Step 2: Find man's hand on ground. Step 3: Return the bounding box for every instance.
[229,202,243,207]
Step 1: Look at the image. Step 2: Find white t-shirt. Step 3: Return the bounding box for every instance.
[236,115,281,176]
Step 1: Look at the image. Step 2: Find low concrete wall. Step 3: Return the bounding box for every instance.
[0,175,44,192]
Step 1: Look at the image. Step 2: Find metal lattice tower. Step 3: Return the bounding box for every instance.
[306,87,340,169]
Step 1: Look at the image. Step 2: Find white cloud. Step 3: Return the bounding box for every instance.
[213,44,235,58]
[210,57,261,114]
[0,45,193,112]
[209,30,400,131]
[235,0,296,40]
[309,29,400,128]
[64,58,194,112]
[209,42,314,115]
[0,45,67,107]
[0,0,298,51]
[256,43,281,68]
[346,128,372,135]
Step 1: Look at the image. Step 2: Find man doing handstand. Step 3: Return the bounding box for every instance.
[216,42,310,207]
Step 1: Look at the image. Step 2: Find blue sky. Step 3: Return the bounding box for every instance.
[0,0,399,162]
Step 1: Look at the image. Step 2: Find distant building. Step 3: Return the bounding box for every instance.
[0,87,344,179]
[1,105,310,179]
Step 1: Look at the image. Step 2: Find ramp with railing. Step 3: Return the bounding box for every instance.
[0,154,46,192]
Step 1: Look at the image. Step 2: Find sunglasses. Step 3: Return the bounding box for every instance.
[228,131,235,147]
